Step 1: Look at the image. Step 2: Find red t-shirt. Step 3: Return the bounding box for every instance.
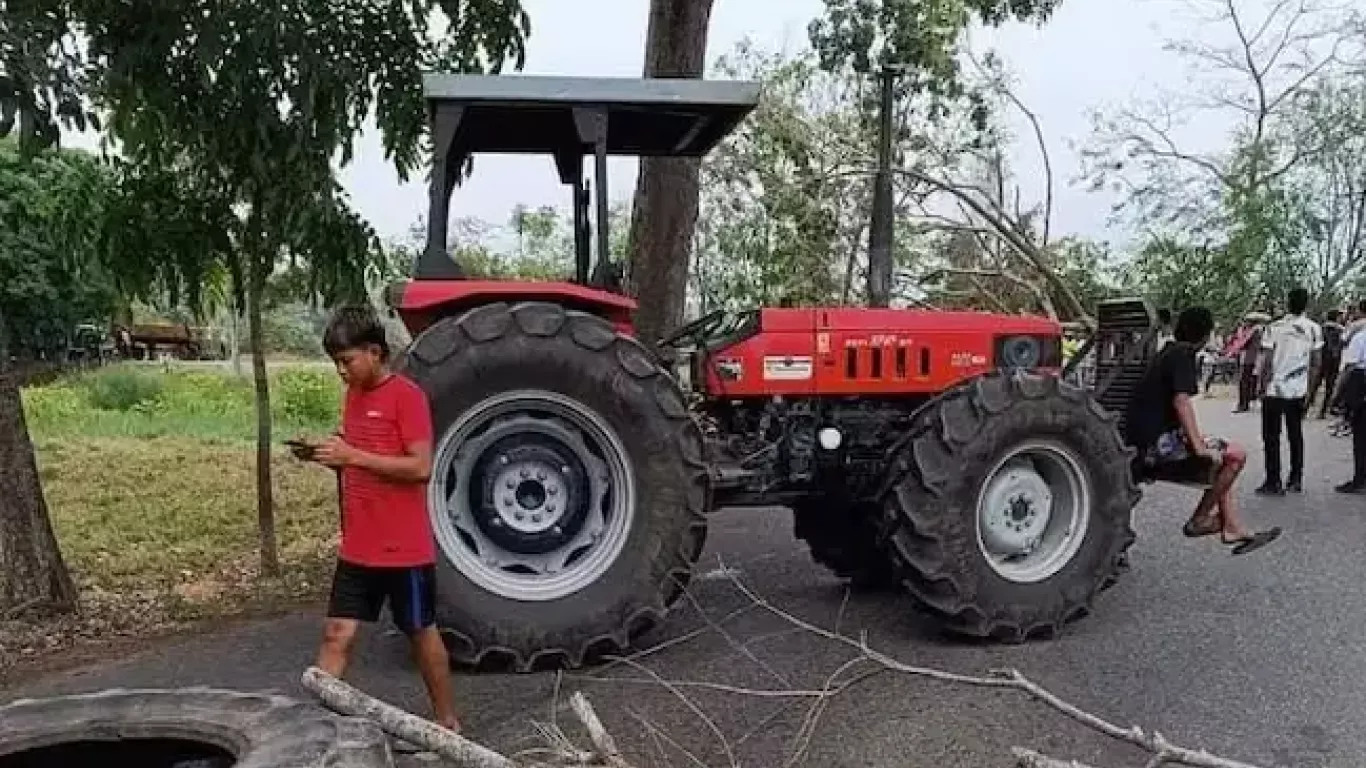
[338,374,437,567]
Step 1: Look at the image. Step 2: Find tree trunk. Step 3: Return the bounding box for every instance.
[625,0,715,347]
[0,314,77,616]
[229,309,242,377]
[247,270,280,577]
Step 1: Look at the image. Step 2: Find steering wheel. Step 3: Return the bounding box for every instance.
[656,309,732,349]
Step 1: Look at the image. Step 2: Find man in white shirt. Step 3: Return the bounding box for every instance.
[1257,287,1322,494]
[1345,299,1366,343]
[1335,319,1366,492]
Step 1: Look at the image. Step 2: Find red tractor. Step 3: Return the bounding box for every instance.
[387,74,1151,670]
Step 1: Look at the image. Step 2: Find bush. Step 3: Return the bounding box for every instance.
[161,370,254,419]
[274,367,339,427]
[21,384,87,428]
[85,367,165,411]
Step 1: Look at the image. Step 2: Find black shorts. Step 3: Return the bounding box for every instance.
[327,560,437,635]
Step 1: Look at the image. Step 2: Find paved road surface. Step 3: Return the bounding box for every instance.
[4,399,1360,768]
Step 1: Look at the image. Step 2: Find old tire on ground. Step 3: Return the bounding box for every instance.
[398,302,711,671]
[792,497,897,590]
[0,688,391,768]
[880,369,1138,641]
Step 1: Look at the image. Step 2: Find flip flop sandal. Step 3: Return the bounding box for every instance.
[1223,527,1282,555]
[1183,514,1222,538]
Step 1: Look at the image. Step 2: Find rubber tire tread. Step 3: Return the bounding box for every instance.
[879,369,1140,641]
[398,302,711,671]
[0,687,392,768]
[792,498,897,590]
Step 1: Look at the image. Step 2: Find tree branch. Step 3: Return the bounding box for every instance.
[709,557,1269,768]
[301,667,639,768]
[895,167,1091,327]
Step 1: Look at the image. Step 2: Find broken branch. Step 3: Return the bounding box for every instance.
[712,559,1268,768]
[301,666,638,768]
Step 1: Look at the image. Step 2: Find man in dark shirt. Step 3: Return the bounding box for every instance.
[1310,308,1344,418]
[1124,307,1281,555]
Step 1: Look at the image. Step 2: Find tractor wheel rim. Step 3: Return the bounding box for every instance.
[429,389,635,602]
[974,439,1090,584]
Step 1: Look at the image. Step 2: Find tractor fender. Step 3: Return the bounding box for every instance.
[387,279,636,338]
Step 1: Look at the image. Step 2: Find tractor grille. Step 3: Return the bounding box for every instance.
[1089,298,1159,436]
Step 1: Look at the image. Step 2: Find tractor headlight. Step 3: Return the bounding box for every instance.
[995,335,1061,369]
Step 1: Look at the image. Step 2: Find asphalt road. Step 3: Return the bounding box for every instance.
[4,398,1361,768]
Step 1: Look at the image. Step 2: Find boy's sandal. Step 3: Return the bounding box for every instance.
[1182,512,1222,538]
[1222,527,1282,555]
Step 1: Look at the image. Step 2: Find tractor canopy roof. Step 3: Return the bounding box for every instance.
[421,74,762,159]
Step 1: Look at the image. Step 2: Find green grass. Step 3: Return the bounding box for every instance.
[23,362,342,440]
[19,362,348,626]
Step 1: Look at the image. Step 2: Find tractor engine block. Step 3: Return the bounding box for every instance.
[703,396,926,507]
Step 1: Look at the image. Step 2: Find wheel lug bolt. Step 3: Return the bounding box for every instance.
[547,503,556,513]
[561,465,571,474]
[548,487,558,496]
[515,511,525,521]
[503,498,513,507]
[498,455,510,465]
[536,470,546,481]
[532,514,542,523]
[506,480,515,489]
[551,525,563,536]
[490,518,502,527]
[520,469,530,479]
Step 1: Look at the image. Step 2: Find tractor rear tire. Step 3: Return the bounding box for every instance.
[880,369,1138,641]
[398,302,711,671]
[792,497,897,590]
[0,687,391,768]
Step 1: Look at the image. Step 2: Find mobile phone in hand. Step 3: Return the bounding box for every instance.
[284,439,317,461]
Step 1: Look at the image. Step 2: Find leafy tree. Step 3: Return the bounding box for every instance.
[1277,78,1366,304]
[690,40,1100,321]
[693,44,869,311]
[808,0,1065,305]
[1084,0,1362,305]
[395,207,633,283]
[0,138,120,359]
[80,1,530,576]
[0,0,530,604]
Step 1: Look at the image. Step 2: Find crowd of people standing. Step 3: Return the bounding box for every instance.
[1114,289,1366,558]
[1167,291,1366,496]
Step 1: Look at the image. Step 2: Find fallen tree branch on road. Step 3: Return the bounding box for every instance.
[301,562,1269,768]
[1013,748,1103,767]
[561,558,1272,768]
[300,666,637,768]
[703,560,1266,768]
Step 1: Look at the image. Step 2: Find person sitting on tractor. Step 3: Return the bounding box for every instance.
[1124,306,1282,556]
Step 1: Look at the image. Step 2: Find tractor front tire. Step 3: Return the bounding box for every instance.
[792,497,897,590]
[399,302,711,671]
[880,369,1138,641]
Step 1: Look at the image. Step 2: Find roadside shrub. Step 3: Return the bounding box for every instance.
[21,384,86,429]
[161,370,253,419]
[85,367,165,411]
[274,367,339,427]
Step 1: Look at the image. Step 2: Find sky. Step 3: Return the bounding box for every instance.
[333,0,1226,249]
[64,0,1244,249]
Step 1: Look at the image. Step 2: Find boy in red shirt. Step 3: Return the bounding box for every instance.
[299,305,460,733]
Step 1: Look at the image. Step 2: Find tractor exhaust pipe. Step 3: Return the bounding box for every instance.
[866,68,896,308]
